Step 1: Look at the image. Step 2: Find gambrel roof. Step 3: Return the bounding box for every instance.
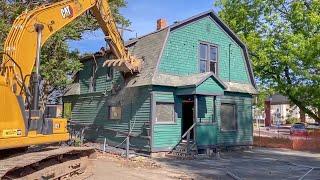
[125,10,256,94]
[169,10,256,88]
[69,10,257,96]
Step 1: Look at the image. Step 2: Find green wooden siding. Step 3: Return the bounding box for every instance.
[196,77,224,95]
[152,91,253,149]
[196,96,217,146]
[154,91,175,103]
[216,93,253,145]
[196,124,218,146]
[197,96,214,123]
[79,57,122,94]
[159,17,250,84]
[176,76,225,95]
[79,60,92,93]
[64,87,152,150]
[153,91,181,149]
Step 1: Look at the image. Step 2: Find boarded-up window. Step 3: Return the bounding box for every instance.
[156,103,175,123]
[220,103,237,131]
[109,106,122,120]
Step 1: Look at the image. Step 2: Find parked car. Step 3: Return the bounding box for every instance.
[290,123,308,136]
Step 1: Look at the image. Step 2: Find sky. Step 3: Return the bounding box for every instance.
[68,0,219,54]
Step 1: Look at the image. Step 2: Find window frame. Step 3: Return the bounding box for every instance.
[63,102,72,119]
[108,106,122,120]
[220,103,238,132]
[199,42,219,74]
[155,102,176,124]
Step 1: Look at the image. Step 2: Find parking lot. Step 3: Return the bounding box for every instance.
[157,148,320,179]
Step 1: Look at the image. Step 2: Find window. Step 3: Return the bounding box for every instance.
[106,67,113,81]
[220,103,237,131]
[63,102,72,119]
[199,43,218,74]
[156,103,175,123]
[109,106,122,120]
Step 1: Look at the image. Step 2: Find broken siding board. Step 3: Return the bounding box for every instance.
[79,60,92,94]
[79,57,123,94]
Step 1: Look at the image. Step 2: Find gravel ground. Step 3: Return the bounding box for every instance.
[85,153,194,180]
[84,147,320,180]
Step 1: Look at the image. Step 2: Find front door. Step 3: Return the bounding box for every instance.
[182,97,194,139]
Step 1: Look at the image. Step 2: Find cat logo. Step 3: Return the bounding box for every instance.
[61,5,73,18]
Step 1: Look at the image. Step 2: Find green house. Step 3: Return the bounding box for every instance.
[63,11,258,153]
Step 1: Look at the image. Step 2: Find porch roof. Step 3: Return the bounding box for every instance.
[151,72,226,88]
[149,72,227,95]
[150,72,258,95]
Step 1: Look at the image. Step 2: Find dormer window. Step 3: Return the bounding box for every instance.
[199,43,218,74]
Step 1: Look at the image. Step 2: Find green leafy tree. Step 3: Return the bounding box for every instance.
[215,0,320,122]
[0,0,129,104]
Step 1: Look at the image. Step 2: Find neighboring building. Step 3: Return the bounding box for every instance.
[265,94,316,125]
[63,11,258,153]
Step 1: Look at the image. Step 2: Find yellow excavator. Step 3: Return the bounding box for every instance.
[0,0,141,150]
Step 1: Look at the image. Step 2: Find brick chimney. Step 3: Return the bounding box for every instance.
[157,19,167,30]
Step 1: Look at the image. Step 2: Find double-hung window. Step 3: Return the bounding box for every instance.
[199,43,218,74]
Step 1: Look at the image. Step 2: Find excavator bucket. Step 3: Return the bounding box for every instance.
[103,57,142,73]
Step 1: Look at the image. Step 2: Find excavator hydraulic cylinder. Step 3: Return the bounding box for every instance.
[32,24,44,111]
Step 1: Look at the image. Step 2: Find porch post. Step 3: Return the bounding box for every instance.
[194,95,198,142]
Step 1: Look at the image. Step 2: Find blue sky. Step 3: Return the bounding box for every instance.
[68,0,218,53]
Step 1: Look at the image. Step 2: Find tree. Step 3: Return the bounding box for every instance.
[215,0,320,122]
[0,0,129,105]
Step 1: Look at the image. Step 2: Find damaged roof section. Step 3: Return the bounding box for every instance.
[125,27,170,87]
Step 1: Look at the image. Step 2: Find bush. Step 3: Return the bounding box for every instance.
[286,117,300,124]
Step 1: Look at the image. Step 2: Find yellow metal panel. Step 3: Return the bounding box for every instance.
[52,118,68,134]
[0,133,69,150]
[0,76,6,86]
[0,85,26,139]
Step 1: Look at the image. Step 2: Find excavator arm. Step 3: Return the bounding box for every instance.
[1,0,141,98]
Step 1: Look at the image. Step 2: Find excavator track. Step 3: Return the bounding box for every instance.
[0,147,95,179]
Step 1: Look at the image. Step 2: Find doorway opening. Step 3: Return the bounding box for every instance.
[182,97,194,139]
